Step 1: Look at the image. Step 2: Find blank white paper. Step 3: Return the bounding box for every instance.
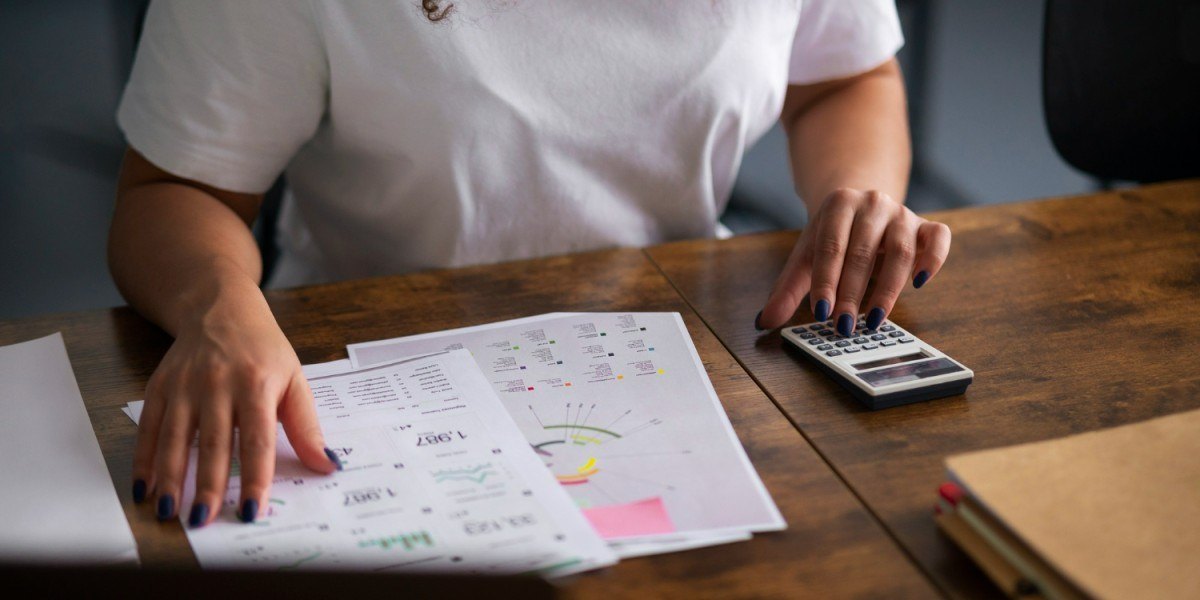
[0,333,138,564]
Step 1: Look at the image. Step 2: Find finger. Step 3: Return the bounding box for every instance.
[757,230,814,330]
[188,390,234,529]
[278,372,339,474]
[832,193,891,337]
[863,217,920,330]
[235,399,278,524]
[912,221,952,289]
[132,374,169,504]
[807,196,856,327]
[152,394,197,522]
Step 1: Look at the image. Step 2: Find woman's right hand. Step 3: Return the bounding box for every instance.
[130,275,338,528]
[112,148,338,527]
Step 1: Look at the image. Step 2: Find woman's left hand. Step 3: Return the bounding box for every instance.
[756,186,951,336]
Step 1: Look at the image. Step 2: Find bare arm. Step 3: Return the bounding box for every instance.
[111,149,265,334]
[110,148,336,528]
[784,58,910,209]
[757,58,951,334]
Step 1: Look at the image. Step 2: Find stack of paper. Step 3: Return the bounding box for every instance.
[126,312,785,571]
[0,333,138,564]
[936,409,1200,599]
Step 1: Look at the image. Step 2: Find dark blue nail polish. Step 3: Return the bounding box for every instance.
[188,503,209,529]
[239,498,258,523]
[914,271,930,289]
[156,495,174,521]
[866,307,886,330]
[837,313,855,337]
[132,479,147,504]
[324,447,344,471]
[815,299,831,323]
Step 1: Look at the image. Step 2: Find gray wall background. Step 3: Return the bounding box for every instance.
[0,1,1096,320]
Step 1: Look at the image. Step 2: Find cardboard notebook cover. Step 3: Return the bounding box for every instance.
[945,408,1200,600]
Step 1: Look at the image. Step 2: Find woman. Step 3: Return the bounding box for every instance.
[111,0,949,528]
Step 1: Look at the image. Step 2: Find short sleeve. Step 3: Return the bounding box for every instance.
[788,0,904,85]
[116,0,327,193]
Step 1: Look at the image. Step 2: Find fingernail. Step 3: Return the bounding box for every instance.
[837,313,855,337]
[914,271,930,289]
[815,299,831,322]
[239,498,259,523]
[156,495,174,521]
[324,447,344,471]
[132,479,147,504]
[866,307,886,330]
[188,503,209,529]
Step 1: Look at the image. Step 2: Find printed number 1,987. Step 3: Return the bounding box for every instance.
[417,431,467,446]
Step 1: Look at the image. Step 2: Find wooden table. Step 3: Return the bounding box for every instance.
[647,178,1200,598]
[2,180,1195,597]
[0,250,934,597]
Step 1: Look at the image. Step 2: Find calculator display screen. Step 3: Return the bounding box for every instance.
[856,358,964,388]
[852,351,929,371]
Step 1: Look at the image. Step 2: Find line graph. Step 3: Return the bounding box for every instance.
[278,551,322,570]
[431,463,499,484]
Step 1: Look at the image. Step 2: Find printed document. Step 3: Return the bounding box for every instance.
[348,313,785,549]
[153,350,614,575]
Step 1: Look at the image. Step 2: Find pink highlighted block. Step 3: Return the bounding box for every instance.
[582,496,675,539]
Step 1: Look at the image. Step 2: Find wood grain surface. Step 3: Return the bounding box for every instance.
[0,248,937,597]
[646,179,1200,598]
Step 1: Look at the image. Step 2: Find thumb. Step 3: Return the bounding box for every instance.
[758,237,814,330]
[278,372,340,474]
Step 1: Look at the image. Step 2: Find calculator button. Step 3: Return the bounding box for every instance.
[799,332,816,339]
[818,329,834,336]
[825,350,842,357]
[899,337,915,343]
[853,337,868,344]
[863,343,879,350]
[807,338,823,345]
[881,325,896,332]
[870,334,886,341]
[843,347,861,353]
[881,340,897,347]
[809,324,824,331]
[888,331,905,338]
[835,341,851,347]
[817,344,832,351]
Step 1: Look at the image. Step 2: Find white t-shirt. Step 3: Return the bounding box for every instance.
[118,1,902,288]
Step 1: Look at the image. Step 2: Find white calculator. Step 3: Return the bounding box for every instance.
[781,316,973,410]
